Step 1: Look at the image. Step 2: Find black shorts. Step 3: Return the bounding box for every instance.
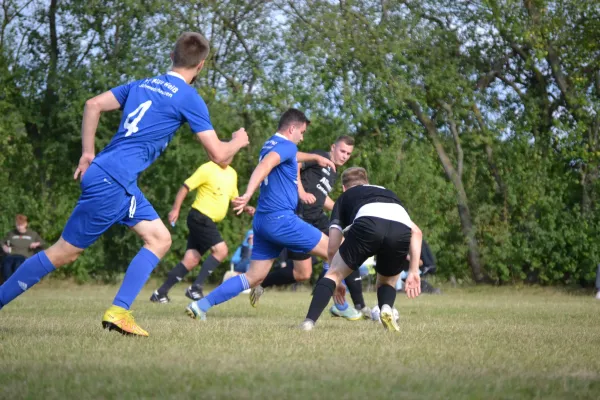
[288,213,329,261]
[338,217,412,277]
[186,208,223,254]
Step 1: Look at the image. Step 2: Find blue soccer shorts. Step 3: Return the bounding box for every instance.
[251,210,322,261]
[62,163,159,249]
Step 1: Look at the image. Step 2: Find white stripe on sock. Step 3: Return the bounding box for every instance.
[240,274,250,290]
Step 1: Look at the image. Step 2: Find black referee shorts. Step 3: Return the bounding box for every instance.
[338,216,412,277]
[288,213,329,261]
[186,208,224,255]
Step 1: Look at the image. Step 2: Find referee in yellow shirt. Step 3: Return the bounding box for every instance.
[151,160,255,303]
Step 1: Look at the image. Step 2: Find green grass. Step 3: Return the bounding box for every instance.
[1,283,599,399]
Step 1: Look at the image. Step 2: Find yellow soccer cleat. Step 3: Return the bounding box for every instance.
[102,305,149,337]
[380,305,400,332]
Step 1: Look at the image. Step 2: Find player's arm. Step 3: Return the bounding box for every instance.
[195,129,248,164]
[74,91,122,180]
[168,185,190,225]
[231,172,255,216]
[327,227,344,264]
[232,151,281,214]
[405,222,423,299]
[298,163,316,204]
[297,152,336,171]
[324,195,335,211]
[328,197,345,263]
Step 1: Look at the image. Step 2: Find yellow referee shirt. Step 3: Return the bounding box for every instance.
[184,162,239,223]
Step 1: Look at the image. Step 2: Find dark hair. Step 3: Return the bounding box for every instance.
[342,167,368,188]
[335,135,355,146]
[172,32,210,69]
[277,108,311,131]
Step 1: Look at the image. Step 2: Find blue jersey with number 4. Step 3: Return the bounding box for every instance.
[256,133,299,214]
[92,71,213,193]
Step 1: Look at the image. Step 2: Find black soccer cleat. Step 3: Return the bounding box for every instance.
[149,290,170,304]
[184,286,204,301]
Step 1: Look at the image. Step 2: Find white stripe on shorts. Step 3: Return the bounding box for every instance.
[129,196,137,219]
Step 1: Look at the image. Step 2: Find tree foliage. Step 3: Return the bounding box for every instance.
[0,0,598,285]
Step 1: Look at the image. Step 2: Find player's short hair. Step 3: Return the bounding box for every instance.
[342,167,368,189]
[172,32,210,69]
[335,135,355,146]
[15,214,28,225]
[277,108,311,131]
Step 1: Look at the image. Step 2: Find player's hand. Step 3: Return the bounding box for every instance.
[315,155,336,172]
[404,271,421,299]
[74,153,95,181]
[232,127,249,148]
[29,242,41,249]
[244,205,256,216]
[299,191,316,205]
[333,283,346,305]
[168,209,179,225]
[233,193,251,215]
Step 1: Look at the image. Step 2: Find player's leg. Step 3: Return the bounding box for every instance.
[343,269,367,312]
[0,165,123,310]
[152,209,210,302]
[188,241,228,299]
[260,252,312,289]
[186,259,274,320]
[260,214,329,289]
[103,190,168,337]
[301,251,355,330]
[0,238,84,309]
[250,214,324,307]
[302,219,379,330]
[186,218,279,320]
[375,273,401,331]
[304,226,363,320]
[151,248,201,303]
[375,220,412,332]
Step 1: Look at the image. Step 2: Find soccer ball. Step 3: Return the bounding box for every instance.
[370,305,399,323]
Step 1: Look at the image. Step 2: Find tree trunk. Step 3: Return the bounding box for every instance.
[408,100,488,283]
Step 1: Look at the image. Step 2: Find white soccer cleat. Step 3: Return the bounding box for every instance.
[596,291,600,300]
[299,319,315,331]
[249,285,264,308]
[392,307,399,322]
[360,306,372,320]
[380,305,400,332]
[371,305,381,322]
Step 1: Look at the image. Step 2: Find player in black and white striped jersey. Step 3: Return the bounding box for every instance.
[300,167,422,331]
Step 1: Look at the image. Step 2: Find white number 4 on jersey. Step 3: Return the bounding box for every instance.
[124,100,152,137]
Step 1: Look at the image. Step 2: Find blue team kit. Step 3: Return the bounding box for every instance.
[63,72,214,249]
[251,134,322,260]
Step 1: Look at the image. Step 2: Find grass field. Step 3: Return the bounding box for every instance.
[1,282,599,400]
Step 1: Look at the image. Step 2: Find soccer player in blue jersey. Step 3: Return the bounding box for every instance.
[0,32,249,337]
[185,109,336,320]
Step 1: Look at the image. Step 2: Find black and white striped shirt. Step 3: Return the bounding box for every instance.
[330,184,412,232]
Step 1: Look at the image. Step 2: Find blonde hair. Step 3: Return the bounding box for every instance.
[341,167,368,189]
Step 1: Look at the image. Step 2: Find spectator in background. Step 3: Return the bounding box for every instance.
[2,215,45,281]
[231,230,254,274]
[396,239,440,294]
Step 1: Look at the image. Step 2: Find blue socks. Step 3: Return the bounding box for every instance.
[335,300,349,311]
[113,247,159,310]
[196,274,250,312]
[0,251,56,309]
